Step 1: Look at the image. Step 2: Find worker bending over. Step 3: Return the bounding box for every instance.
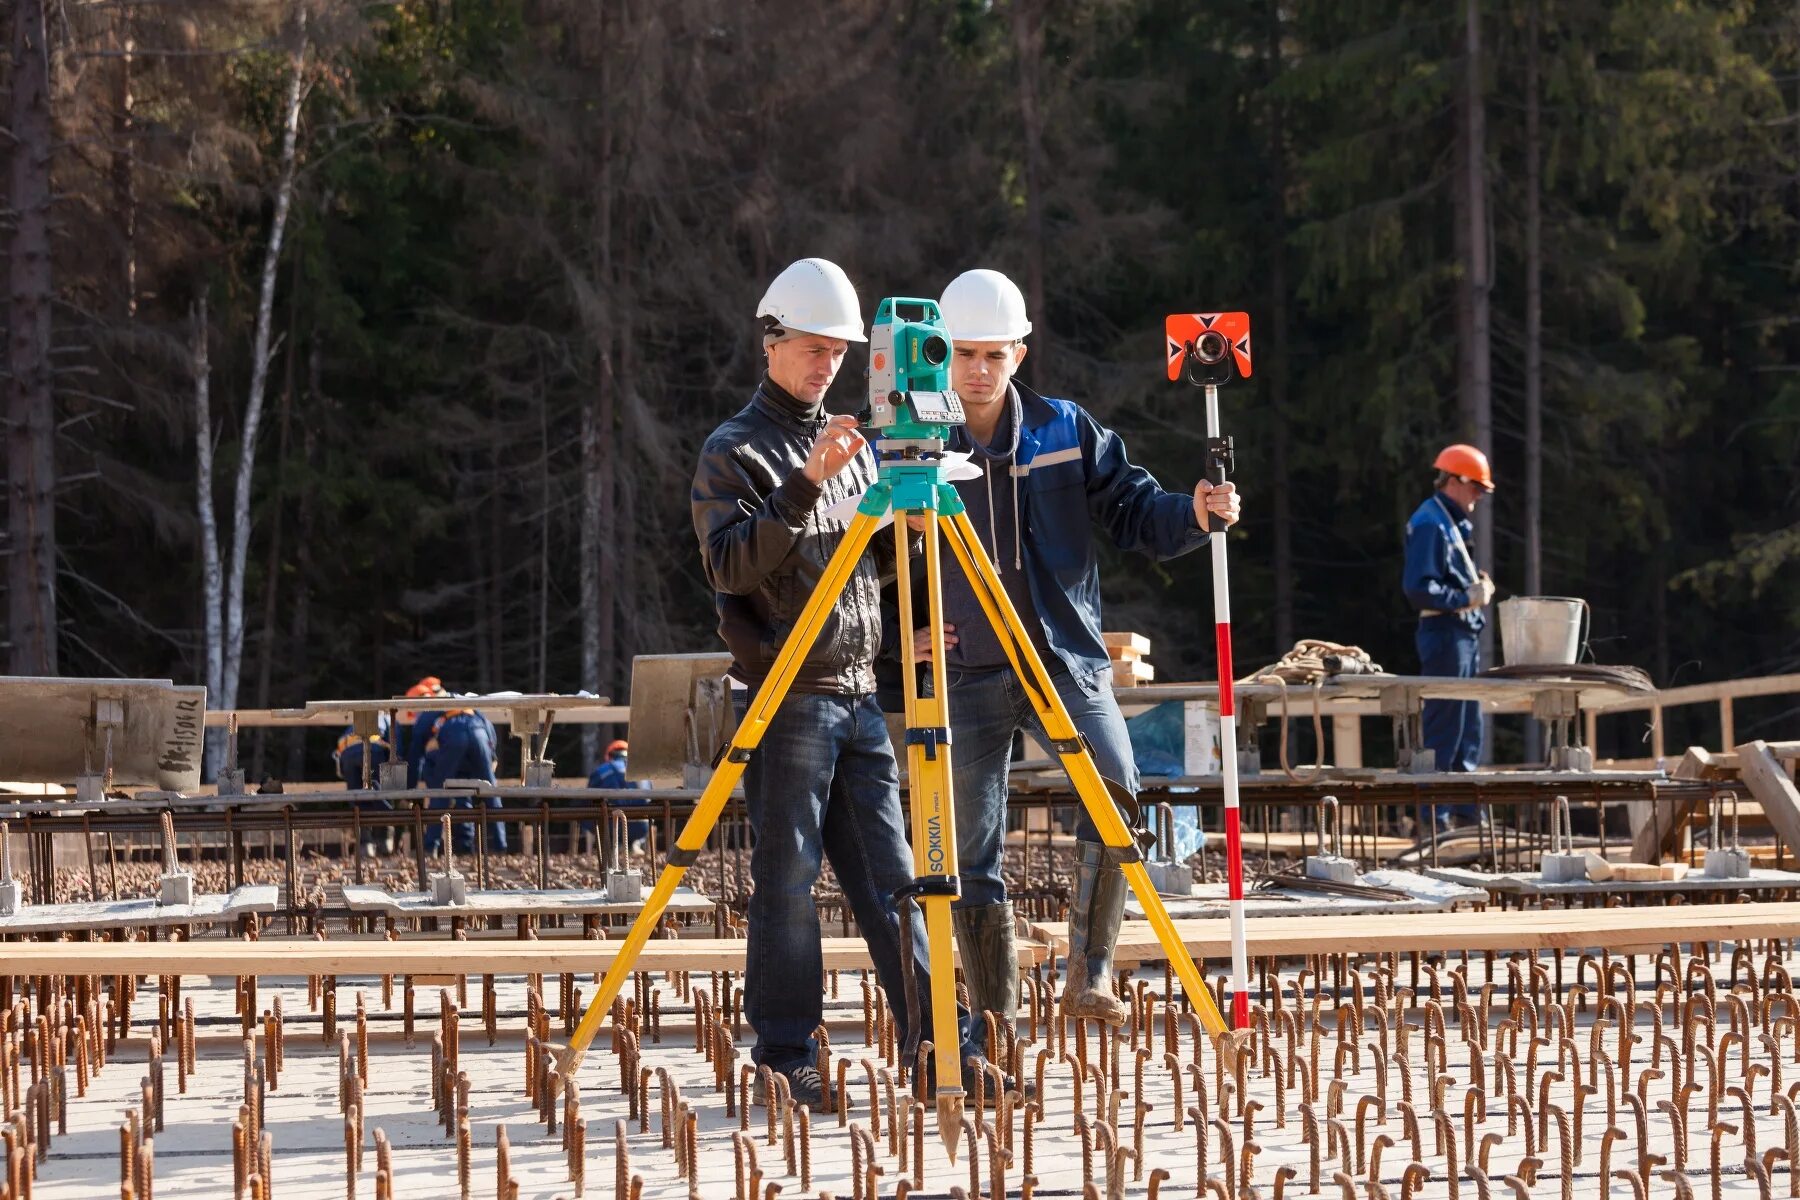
[1402,444,1497,802]
[908,268,1241,1031]
[406,676,506,855]
[692,257,985,1107]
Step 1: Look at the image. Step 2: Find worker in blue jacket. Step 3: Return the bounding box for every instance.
[406,678,505,855]
[333,711,394,856]
[1402,444,1498,796]
[899,269,1242,1033]
[586,739,651,852]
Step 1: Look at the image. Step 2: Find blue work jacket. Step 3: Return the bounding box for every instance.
[1402,492,1484,634]
[924,383,1212,695]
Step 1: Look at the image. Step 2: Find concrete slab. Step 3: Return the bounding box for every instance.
[0,884,277,934]
[339,884,718,920]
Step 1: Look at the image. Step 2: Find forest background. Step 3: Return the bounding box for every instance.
[4,0,1797,779]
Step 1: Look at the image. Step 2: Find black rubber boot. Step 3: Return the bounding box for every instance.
[952,900,1019,1038]
[1060,840,1128,1025]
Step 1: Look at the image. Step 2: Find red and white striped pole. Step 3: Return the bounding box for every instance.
[1204,381,1252,1029]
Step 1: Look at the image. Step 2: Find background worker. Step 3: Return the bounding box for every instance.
[692,257,984,1107]
[332,711,394,856]
[406,677,506,855]
[586,738,650,854]
[910,268,1241,1031]
[1402,444,1497,819]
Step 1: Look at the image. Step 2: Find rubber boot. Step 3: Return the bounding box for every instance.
[952,900,1019,1038]
[1060,840,1129,1025]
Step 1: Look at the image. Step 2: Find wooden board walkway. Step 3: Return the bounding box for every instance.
[0,934,1048,978]
[1030,900,1800,962]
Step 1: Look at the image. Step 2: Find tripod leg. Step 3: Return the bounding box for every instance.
[938,510,1235,1043]
[557,510,887,1078]
[892,517,968,1159]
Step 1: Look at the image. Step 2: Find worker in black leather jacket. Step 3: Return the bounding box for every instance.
[691,257,984,1109]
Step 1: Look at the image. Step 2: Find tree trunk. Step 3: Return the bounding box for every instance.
[282,351,319,781]
[251,316,299,783]
[1266,0,1294,657]
[1454,0,1494,708]
[1523,0,1544,759]
[110,8,136,320]
[7,0,58,676]
[1523,0,1543,601]
[1011,0,1048,380]
[193,298,223,774]
[220,13,307,716]
[578,3,616,769]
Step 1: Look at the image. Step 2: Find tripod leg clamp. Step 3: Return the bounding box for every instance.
[712,742,754,768]
[665,846,700,869]
[894,878,961,902]
[1078,839,1144,869]
[905,727,952,761]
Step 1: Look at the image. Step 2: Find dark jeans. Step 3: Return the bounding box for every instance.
[940,666,1137,908]
[738,689,980,1074]
[1417,621,1483,772]
[420,714,506,855]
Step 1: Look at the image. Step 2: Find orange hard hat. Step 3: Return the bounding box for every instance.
[1433,444,1494,491]
[605,739,629,757]
[405,676,445,699]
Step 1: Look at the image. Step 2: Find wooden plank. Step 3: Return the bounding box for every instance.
[1028,902,1800,962]
[1592,673,1800,715]
[1103,632,1151,656]
[1736,740,1800,860]
[1113,659,1155,684]
[0,935,1048,978]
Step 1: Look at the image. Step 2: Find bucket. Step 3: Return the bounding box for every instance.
[1497,596,1587,667]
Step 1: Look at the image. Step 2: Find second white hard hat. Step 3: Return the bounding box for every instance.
[757,258,867,343]
[939,269,1033,343]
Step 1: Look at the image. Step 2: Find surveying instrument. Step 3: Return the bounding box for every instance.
[560,298,1241,1160]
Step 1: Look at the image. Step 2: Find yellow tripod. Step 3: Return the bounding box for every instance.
[558,485,1237,1161]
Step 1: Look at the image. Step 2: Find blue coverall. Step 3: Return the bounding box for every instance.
[411,708,505,854]
[586,752,651,848]
[1402,492,1486,777]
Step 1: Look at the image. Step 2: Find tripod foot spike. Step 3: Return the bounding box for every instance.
[936,1091,964,1163]
[1214,1029,1253,1076]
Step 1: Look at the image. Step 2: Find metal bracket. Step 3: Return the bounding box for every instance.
[1205,435,1236,480]
[904,727,952,761]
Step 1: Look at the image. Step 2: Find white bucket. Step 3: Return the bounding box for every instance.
[1497,596,1587,667]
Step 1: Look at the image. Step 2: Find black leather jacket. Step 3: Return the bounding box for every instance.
[692,378,899,695]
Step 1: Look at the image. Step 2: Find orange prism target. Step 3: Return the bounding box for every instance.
[1165,312,1253,381]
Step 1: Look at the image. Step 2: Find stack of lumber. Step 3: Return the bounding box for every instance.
[1631,739,1800,864]
[1105,631,1154,686]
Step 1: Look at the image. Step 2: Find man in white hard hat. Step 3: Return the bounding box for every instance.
[906,268,1242,1031]
[692,257,984,1106]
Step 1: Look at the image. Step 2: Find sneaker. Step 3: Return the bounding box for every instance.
[752,1064,833,1109]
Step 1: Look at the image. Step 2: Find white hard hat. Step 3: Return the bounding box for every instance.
[757,258,867,343]
[939,269,1033,343]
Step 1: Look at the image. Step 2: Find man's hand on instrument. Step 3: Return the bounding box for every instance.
[912,624,957,662]
[802,415,867,484]
[1194,479,1241,532]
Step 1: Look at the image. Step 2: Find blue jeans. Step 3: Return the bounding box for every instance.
[420,714,506,855]
[738,690,980,1074]
[940,666,1138,908]
[1417,620,1483,773]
